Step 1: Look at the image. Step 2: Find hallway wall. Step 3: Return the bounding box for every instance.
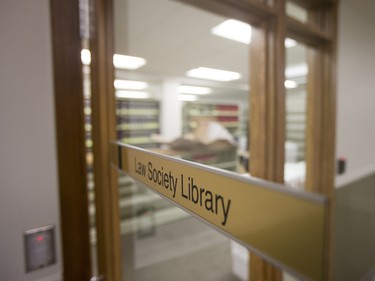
[336,0,375,187]
[0,0,62,280]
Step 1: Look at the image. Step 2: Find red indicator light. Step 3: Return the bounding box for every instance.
[36,235,44,242]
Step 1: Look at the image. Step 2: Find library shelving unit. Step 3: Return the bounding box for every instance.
[183,102,240,138]
[116,98,160,149]
[114,98,187,238]
[179,102,244,172]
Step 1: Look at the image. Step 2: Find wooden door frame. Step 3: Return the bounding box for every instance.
[50,0,121,280]
[51,0,338,280]
[50,0,92,280]
[249,1,338,280]
[249,0,286,278]
[90,0,122,280]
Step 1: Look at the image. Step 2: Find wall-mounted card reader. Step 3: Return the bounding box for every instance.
[337,157,346,175]
[24,225,56,273]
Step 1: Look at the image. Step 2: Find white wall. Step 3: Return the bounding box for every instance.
[0,0,61,280]
[336,0,375,187]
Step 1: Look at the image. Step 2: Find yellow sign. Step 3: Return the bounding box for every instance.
[116,143,328,280]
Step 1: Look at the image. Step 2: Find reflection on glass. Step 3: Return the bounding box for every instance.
[284,41,308,190]
[114,0,250,280]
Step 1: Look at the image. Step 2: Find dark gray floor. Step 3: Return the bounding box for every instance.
[334,173,375,281]
[121,216,241,281]
[133,241,240,281]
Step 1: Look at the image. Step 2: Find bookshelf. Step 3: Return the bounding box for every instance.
[183,102,241,138]
[116,99,160,148]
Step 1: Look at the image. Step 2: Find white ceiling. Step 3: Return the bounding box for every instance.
[114,0,307,101]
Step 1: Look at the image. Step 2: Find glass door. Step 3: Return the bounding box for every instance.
[113,1,251,280]
[84,0,338,281]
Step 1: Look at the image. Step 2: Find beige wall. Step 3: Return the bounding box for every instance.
[0,0,61,280]
[336,0,375,187]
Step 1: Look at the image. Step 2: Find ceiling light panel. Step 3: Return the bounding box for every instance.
[211,19,252,44]
[113,54,147,70]
[285,38,297,48]
[178,85,212,95]
[81,50,147,70]
[179,94,198,101]
[116,91,150,99]
[81,49,91,65]
[114,79,148,90]
[211,19,297,49]
[186,67,241,82]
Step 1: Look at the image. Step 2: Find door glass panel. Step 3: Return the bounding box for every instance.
[114,0,250,280]
[114,0,250,173]
[120,171,245,281]
[284,40,308,190]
